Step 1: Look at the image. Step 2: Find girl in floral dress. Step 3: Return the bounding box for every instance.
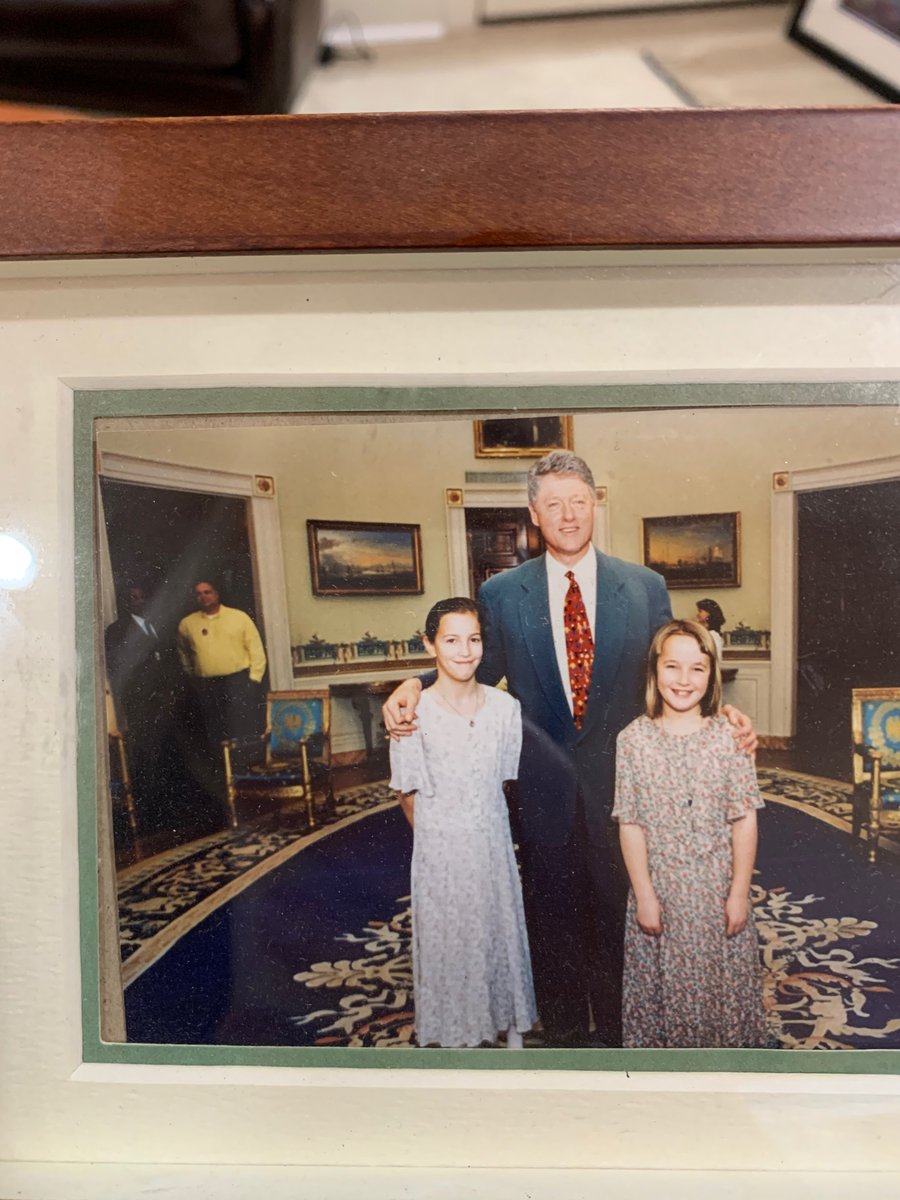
[612,619,767,1048]
[389,597,537,1049]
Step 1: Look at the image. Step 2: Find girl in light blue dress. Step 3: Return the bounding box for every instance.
[390,596,536,1049]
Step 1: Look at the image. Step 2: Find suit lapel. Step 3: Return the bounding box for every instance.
[518,556,571,724]
[585,551,627,731]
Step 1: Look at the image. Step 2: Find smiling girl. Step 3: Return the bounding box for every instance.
[389,596,536,1049]
[612,619,767,1049]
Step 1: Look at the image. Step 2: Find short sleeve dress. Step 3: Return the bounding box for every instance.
[612,714,767,1049]
[389,685,537,1048]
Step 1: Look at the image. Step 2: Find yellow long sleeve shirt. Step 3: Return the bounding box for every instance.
[177,605,267,682]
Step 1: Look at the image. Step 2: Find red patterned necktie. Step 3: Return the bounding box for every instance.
[564,570,594,730]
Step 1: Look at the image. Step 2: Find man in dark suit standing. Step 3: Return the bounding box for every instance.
[105,581,182,819]
[385,451,754,1046]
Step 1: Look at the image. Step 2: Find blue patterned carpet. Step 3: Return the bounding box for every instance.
[122,775,900,1050]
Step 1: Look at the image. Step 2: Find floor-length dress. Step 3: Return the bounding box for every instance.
[389,685,537,1047]
[613,714,767,1048]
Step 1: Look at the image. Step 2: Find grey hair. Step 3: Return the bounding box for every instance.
[527,450,596,505]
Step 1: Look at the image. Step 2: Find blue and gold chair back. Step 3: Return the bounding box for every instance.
[851,686,900,863]
[266,689,330,766]
[222,689,334,831]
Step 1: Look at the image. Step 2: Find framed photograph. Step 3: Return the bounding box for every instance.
[3,111,900,1192]
[642,511,741,589]
[88,386,899,1072]
[474,414,573,458]
[307,520,423,596]
[789,0,900,102]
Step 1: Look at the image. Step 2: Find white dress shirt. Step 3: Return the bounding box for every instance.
[131,613,157,639]
[545,547,597,714]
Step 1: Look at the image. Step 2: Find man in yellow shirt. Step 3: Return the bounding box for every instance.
[177,580,267,747]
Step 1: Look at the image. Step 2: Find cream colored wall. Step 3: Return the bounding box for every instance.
[101,416,471,649]
[577,403,900,631]
[100,403,899,648]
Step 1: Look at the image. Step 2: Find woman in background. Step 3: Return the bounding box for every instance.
[696,598,725,659]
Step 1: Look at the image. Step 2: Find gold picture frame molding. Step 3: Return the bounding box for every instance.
[642,510,742,590]
[473,414,575,458]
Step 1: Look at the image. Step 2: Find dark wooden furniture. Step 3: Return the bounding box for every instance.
[0,0,322,116]
[330,680,395,773]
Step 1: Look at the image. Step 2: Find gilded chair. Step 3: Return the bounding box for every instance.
[851,687,900,864]
[108,730,139,848]
[106,683,139,850]
[222,689,334,830]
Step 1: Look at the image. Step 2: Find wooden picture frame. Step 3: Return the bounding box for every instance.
[473,415,574,458]
[0,109,898,258]
[4,110,900,1192]
[789,0,900,103]
[307,519,424,596]
[642,511,741,589]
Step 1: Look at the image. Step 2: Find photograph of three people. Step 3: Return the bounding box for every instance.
[91,395,900,1060]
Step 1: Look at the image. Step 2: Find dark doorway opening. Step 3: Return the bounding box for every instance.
[100,479,261,863]
[101,480,258,638]
[795,478,900,781]
[465,506,545,596]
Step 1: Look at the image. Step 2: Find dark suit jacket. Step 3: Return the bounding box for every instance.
[104,614,178,732]
[478,550,671,848]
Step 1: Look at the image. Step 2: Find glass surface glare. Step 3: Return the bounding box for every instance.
[0,533,36,589]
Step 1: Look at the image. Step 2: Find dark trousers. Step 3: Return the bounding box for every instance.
[519,803,629,1047]
[196,669,261,747]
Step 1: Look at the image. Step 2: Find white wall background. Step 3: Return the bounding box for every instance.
[323,0,478,35]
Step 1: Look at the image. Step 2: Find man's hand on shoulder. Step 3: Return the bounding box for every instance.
[383,677,423,740]
[722,704,758,756]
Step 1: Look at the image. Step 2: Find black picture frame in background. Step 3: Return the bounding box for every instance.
[789,0,900,103]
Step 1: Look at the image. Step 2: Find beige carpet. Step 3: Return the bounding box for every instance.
[299,45,684,112]
[645,17,883,108]
[296,4,886,114]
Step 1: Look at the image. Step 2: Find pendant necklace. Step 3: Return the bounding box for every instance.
[436,687,482,727]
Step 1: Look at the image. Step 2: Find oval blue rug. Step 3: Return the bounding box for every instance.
[124,797,900,1050]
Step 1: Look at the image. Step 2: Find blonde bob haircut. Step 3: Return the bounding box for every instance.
[645,618,722,719]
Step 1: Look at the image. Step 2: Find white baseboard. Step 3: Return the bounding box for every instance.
[323,21,447,47]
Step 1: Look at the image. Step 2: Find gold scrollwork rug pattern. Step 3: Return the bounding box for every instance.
[119,770,900,1049]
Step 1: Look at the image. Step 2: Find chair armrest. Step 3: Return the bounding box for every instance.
[855,742,883,762]
[222,732,268,751]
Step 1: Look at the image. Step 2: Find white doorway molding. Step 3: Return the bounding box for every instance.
[98,452,293,690]
[770,453,900,739]
[445,482,609,595]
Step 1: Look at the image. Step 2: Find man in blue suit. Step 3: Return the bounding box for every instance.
[385,450,752,1046]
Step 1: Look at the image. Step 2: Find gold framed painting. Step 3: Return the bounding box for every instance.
[642,511,741,589]
[473,414,574,458]
[307,520,424,596]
